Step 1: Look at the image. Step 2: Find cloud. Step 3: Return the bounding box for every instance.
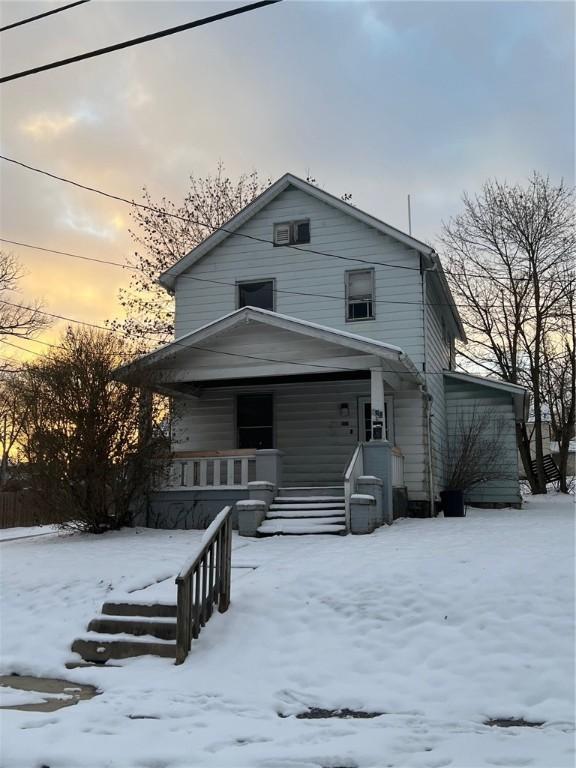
[20,106,98,141]
[60,206,121,241]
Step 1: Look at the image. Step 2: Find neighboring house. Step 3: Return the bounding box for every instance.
[117,174,529,533]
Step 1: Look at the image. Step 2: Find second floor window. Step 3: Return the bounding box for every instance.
[346,269,375,321]
[273,220,310,246]
[237,279,275,311]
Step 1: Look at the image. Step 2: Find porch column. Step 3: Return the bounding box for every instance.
[370,367,386,441]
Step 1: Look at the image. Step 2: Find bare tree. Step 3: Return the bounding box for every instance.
[445,407,514,492]
[540,281,575,493]
[0,372,29,487]
[441,173,575,494]
[0,251,49,339]
[16,327,170,533]
[111,163,271,347]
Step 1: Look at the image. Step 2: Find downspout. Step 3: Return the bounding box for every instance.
[421,256,437,516]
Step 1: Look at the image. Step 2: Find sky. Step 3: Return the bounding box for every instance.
[0,0,574,362]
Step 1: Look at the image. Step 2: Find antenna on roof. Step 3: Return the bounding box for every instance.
[407,194,412,236]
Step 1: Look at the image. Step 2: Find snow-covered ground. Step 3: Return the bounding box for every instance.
[0,494,574,768]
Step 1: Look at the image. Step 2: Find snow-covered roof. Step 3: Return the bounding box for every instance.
[115,306,421,381]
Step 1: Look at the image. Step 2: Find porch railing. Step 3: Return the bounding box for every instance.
[167,450,257,489]
[343,442,364,530]
[391,447,405,488]
[175,505,233,664]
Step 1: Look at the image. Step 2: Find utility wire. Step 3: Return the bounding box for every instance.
[0,0,91,33]
[0,299,454,375]
[0,236,513,308]
[0,154,538,281]
[0,0,282,84]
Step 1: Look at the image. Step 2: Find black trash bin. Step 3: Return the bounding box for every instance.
[440,489,465,517]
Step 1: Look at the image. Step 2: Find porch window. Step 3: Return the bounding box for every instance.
[237,280,275,312]
[359,398,393,442]
[237,393,274,449]
[346,269,375,321]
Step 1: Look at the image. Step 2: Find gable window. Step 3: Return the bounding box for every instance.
[346,269,375,321]
[237,279,275,311]
[273,219,310,246]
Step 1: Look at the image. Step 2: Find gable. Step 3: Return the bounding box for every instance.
[159,174,433,290]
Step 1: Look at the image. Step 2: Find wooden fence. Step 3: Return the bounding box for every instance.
[175,505,233,664]
[0,491,60,529]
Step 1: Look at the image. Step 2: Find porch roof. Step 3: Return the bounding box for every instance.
[115,306,423,392]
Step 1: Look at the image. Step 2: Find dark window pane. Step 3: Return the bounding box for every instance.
[237,393,273,427]
[238,427,273,450]
[348,301,373,320]
[238,280,274,311]
[295,221,310,243]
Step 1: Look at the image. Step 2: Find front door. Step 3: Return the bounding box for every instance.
[358,397,392,442]
[237,393,274,449]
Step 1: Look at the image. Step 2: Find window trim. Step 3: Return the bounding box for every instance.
[345,268,375,322]
[236,278,276,312]
[273,219,311,246]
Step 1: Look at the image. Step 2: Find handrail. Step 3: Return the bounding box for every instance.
[343,442,364,531]
[174,505,233,664]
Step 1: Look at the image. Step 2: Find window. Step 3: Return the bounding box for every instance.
[237,280,274,311]
[273,219,310,246]
[346,269,375,321]
[358,397,393,442]
[237,393,274,449]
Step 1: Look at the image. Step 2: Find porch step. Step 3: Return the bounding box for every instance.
[260,487,347,536]
[269,502,345,511]
[278,486,344,498]
[72,600,178,664]
[71,635,176,662]
[268,509,345,519]
[101,601,177,618]
[258,522,346,535]
[88,616,177,641]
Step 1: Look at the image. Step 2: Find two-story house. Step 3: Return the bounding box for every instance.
[117,174,528,534]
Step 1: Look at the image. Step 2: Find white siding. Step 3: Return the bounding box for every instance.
[174,186,426,367]
[173,379,425,494]
[444,378,522,506]
[424,278,451,494]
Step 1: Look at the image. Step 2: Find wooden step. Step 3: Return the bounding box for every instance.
[87,616,177,641]
[270,503,345,512]
[101,601,177,618]
[258,523,346,535]
[268,509,346,519]
[273,496,345,504]
[260,516,345,529]
[277,487,344,498]
[71,635,176,662]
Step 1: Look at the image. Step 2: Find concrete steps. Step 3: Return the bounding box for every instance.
[71,600,178,663]
[258,487,346,536]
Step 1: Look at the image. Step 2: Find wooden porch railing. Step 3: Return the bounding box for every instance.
[174,505,233,664]
[343,442,364,530]
[391,447,405,488]
[167,450,256,489]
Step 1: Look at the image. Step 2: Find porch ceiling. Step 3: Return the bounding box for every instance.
[114,307,422,392]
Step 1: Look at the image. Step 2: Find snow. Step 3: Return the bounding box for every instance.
[0,494,574,767]
[0,525,59,542]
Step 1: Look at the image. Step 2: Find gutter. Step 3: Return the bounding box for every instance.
[421,258,437,515]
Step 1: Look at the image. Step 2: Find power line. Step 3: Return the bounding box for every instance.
[0,0,91,33]
[4,154,566,286]
[0,154,421,272]
[0,0,282,84]
[0,236,507,308]
[0,299,453,375]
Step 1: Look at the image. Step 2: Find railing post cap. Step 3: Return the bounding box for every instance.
[247,480,275,490]
[255,448,284,455]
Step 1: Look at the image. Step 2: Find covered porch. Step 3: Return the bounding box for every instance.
[116,307,425,529]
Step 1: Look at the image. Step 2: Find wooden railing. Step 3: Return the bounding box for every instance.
[391,447,405,488]
[174,505,233,664]
[343,442,364,531]
[167,450,256,489]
